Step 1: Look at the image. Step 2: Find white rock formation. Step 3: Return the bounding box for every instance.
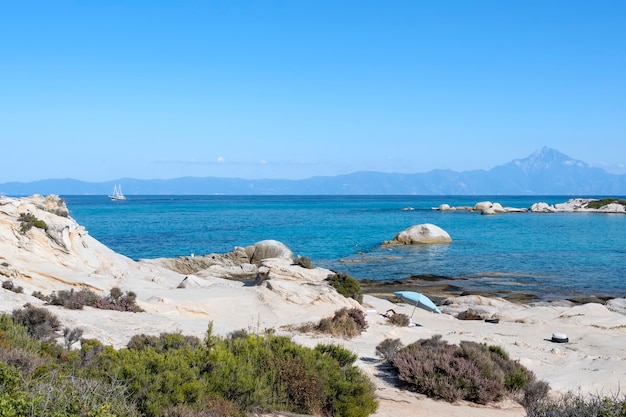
[0,195,357,346]
[384,223,452,245]
[246,239,294,265]
[530,202,557,213]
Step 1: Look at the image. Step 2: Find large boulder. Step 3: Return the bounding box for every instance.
[530,202,556,213]
[384,223,452,245]
[474,201,493,212]
[246,240,294,265]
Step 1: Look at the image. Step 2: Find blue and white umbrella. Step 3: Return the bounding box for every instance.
[394,291,442,316]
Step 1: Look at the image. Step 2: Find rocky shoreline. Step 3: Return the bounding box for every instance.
[2,194,626,417]
[434,197,626,214]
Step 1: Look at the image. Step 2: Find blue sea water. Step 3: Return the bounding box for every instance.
[61,195,626,300]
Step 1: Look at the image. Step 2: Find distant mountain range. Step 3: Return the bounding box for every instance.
[2,147,625,196]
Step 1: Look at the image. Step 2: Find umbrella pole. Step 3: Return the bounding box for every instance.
[410,303,417,319]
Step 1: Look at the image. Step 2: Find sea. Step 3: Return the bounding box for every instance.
[61,195,626,301]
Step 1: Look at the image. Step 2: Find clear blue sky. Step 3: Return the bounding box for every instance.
[1,1,625,182]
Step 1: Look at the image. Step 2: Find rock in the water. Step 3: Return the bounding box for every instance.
[474,201,493,212]
[384,224,452,245]
[530,202,557,213]
[436,204,455,211]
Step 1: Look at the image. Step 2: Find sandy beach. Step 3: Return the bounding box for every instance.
[1,195,625,416]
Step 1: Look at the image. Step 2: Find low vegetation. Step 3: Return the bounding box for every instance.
[298,307,368,339]
[34,286,144,312]
[385,311,410,327]
[326,272,363,304]
[0,310,378,417]
[525,392,626,417]
[2,279,23,294]
[18,212,48,234]
[587,198,626,209]
[377,335,548,406]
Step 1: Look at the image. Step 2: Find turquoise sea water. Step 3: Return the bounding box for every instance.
[62,195,626,300]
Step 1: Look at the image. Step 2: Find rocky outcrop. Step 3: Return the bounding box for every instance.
[530,198,626,214]
[530,202,557,213]
[433,201,527,214]
[0,195,362,346]
[246,239,294,265]
[384,223,452,245]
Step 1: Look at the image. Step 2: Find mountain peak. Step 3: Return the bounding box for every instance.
[510,147,589,172]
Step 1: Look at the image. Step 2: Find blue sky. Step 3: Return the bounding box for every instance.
[1,1,625,182]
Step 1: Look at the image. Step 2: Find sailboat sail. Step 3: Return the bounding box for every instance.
[110,184,126,201]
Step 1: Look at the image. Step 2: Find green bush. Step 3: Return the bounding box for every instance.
[326,272,363,304]
[0,314,378,417]
[389,335,545,405]
[587,198,626,209]
[0,362,31,417]
[18,212,48,234]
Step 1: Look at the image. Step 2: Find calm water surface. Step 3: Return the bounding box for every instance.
[62,195,626,300]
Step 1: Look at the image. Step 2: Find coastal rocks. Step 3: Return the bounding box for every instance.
[531,198,626,214]
[440,295,525,320]
[436,203,455,211]
[383,223,452,245]
[530,202,557,213]
[46,223,72,253]
[433,201,527,214]
[246,239,294,265]
[606,298,626,315]
[598,203,626,213]
[146,240,295,280]
[255,258,359,307]
[474,201,527,215]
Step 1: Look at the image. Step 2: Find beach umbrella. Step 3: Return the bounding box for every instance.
[394,291,442,316]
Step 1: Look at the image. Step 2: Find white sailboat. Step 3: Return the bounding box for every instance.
[109,184,126,201]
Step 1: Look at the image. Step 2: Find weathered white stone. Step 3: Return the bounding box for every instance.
[530,202,557,213]
[436,204,455,211]
[606,298,626,315]
[247,239,294,265]
[385,223,452,245]
[474,201,493,211]
[598,203,626,213]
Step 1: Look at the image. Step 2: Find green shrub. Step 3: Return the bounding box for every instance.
[0,316,378,417]
[326,272,363,304]
[389,336,545,405]
[0,362,31,416]
[587,198,626,209]
[18,212,48,234]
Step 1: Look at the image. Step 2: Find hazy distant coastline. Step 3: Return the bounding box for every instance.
[2,147,626,196]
